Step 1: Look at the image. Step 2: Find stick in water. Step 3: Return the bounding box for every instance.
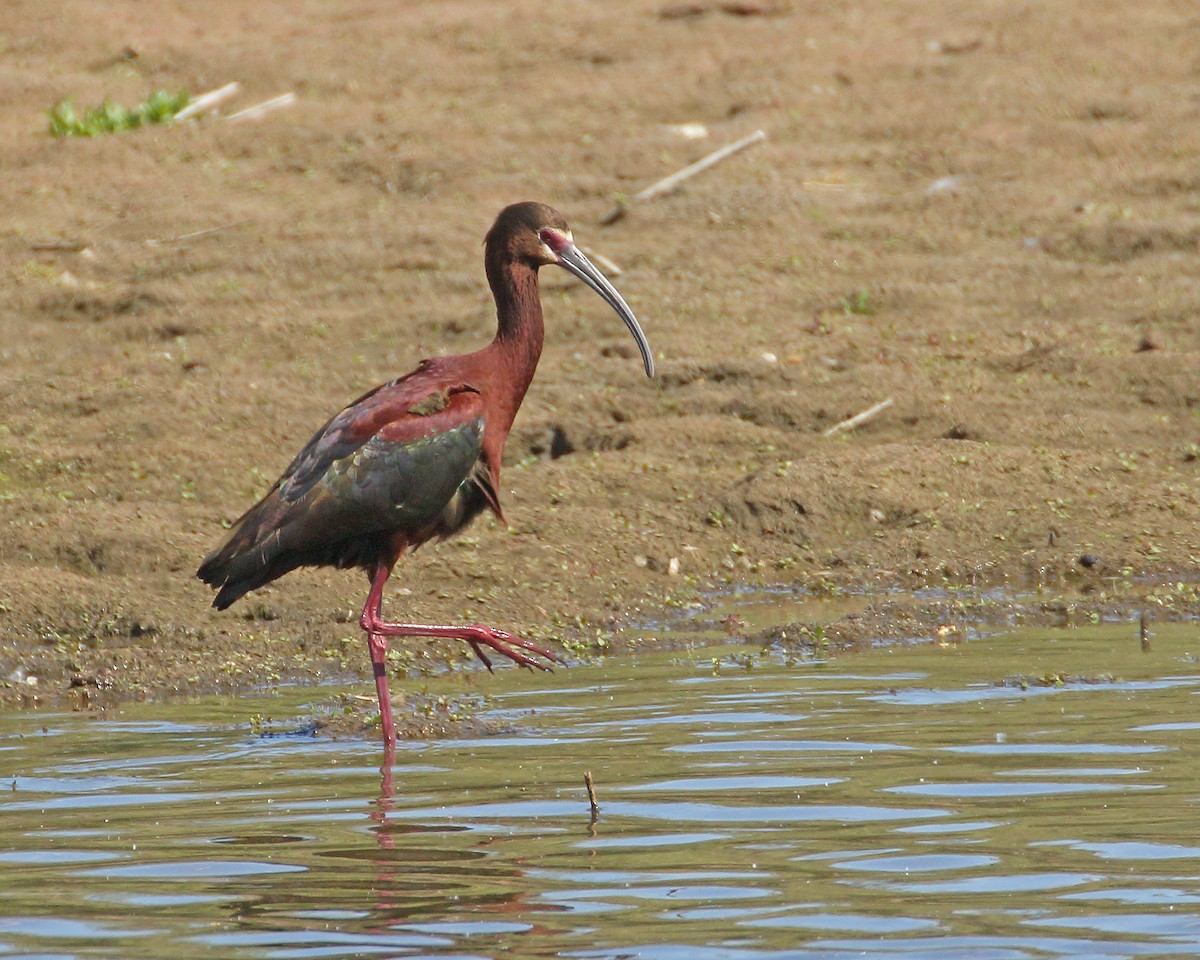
[584,771,600,821]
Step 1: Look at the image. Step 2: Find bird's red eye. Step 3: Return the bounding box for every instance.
[538,228,568,253]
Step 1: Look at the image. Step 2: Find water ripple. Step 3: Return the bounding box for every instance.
[887,781,1161,798]
[1,622,1199,960]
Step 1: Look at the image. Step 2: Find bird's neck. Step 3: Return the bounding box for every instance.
[486,256,545,408]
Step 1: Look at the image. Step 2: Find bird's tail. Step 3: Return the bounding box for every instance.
[197,493,296,610]
[196,555,272,610]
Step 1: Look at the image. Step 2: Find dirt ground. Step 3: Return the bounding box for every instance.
[2,0,1199,716]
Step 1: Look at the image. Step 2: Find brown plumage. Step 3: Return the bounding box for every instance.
[198,201,654,743]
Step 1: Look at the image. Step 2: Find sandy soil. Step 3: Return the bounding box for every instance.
[2,0,1199,714]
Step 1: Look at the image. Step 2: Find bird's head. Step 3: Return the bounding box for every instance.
[487,201,654,378]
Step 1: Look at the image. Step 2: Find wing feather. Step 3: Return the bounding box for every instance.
[197,368,494,607]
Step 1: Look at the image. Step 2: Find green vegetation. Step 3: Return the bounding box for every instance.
[48,89,189,137]
[839,288,876,316]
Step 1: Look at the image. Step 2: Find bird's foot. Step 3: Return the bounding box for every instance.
[457,625,561,672]
[362,616,562,671]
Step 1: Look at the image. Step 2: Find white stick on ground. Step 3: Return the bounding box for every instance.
[601,129,767,224]
[579,245,623,276]
[823,397,894,437]
[174,82,242,122]
[227,92,297,122]
[145,219,251,247]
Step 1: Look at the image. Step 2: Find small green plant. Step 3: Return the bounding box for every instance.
[839,289,876,316]
[48,89,189,137]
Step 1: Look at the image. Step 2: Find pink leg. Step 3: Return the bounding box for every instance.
[362,566,398,744]
[367,631,397,744]
[378,738,396,802]
[359,564,561,679]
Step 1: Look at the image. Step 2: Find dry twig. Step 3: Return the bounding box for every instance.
[579,245,623,276]
[584,771,600,821]
[601,129,767,224]
[31,241,89,253]
[145,219,251,247]
[227,93,296,122]
[174,82,242,122]
[824,397,894,438]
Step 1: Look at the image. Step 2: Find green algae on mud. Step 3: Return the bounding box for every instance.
[4,0,1200,710]
[9,579,1199,738]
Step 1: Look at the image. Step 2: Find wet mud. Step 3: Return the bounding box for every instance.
[2,0,1199,711]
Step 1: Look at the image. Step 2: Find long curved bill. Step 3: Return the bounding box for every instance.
[557,244,655,378]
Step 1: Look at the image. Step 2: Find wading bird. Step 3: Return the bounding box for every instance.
[198,202,654,743]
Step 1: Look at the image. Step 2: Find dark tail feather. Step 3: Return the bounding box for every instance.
[204,569,268,611]
[198,488,392,609]
[197,495,295,609]
[212,581,249,610]
[197,545,275,610]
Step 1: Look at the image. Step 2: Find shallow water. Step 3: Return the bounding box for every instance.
[2,622,1200,959]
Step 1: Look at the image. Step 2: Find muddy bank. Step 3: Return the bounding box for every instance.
[2,0,1199,712]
